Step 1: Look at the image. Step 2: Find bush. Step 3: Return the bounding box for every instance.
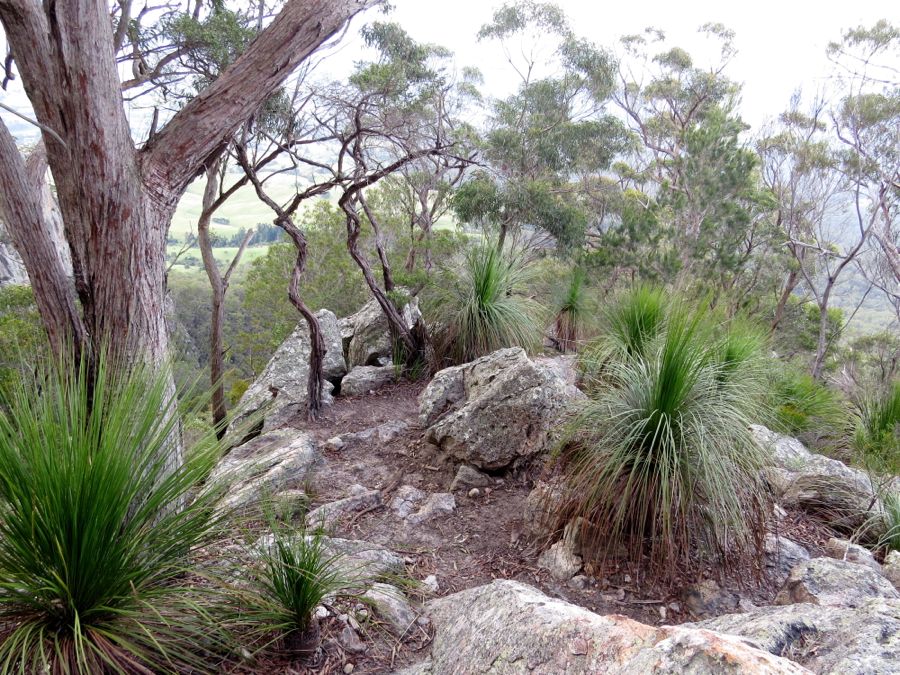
[232,517,352,658]
[767,368,850,451]
[879,492,900,553]
[854,381,900,476]
[0,355,229,673]
[0,285,46,399]
[554,287,770,580]
[429,244,545,365]
[552,266,587,353]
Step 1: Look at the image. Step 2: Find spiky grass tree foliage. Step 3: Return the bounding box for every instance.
[767,368,850,450]
[553,267,587,353]
[0,356,229,674]
[854,381,900,475]
[555,288,771,580]
[233,518,351,658]
[431,244,545,365]
[879,492,900,553]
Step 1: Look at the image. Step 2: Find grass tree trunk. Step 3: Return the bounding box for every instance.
[0,0,378,458]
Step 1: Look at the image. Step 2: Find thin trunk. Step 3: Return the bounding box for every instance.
[343,196,421,361]
[359,192,394,292]
[771,268,800,334]
[236,147,325,418]
[281,217,325,419]
[811,281,834,380]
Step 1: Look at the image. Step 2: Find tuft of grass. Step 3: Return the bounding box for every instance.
[878,492,900,553]
[430,244,544,365]
[232,517,354,658]
[555,288,770,581]
[553,267,587,353]
[0,354,230,674]
[767,368,849,451]
[854,381,900,476]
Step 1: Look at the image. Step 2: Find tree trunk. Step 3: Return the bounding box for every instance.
[0,0,377,465]
[281,217,326,420]
[342,196,426,364]
[811,281,834,380]
[771,267,800,334]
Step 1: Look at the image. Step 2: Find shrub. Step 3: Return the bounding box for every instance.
[553,266,587,353]
[554,288,770,580]
[429,244,544,365]
[0,355,229,673]
[767,368,850,451]
[232,518,351,658]
[854,381,900,476]
[878,492,900,553]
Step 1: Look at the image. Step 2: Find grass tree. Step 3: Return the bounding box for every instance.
[0,355,230,673]
[553,287,771,581]
[431,244,544,365]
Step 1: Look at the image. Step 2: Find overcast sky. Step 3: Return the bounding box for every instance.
[0,1,893,140]
[324,0,894,128]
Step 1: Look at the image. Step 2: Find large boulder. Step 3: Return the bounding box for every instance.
[694,599,900,674]
[400,580,809,674]
[340,364,397,397]
[232,309,345,432]
[420,348,580,471]
[344,295,422,368]
[751,425,883,535]
[210,429,321,510]
[774,557,899,608]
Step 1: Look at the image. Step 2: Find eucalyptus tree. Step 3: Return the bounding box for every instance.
[453,1,629,251]
[231,21,469,409]
[0,0,379,463]
[614,25,777,301]
[828,20,900,321]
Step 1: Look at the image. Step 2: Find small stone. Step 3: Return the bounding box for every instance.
[449,465,492,491]
[468,488,481,498]
[823,537,881,572]
[567,575,591,590]
[484,487,492,495]
[537,540,583,581]
[623,574,631,583]
[339,625,367,654]
[659,605,667,621]
[355,608,368,620]
[668,601,682,613]
[325,435,345,451]
[423,574,440,593]
[314,605,330,619]
[417,616,431,627]
[344,663,355,674]
[363,582,419,634]
[883,550,900,590]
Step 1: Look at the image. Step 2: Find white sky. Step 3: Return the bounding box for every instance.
[325,0,896,128]
[0,1,893,139]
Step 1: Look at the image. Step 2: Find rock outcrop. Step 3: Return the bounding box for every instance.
[231,310,345,432]
[210,429,321,510]
[751,425,883,535]
[340,364,397,397]
[400,580,809,674]
[764,535,811,586]
[774,557,899,608]
[695,599,900,674]
[343,295,422,368]
[419,348,581,471]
